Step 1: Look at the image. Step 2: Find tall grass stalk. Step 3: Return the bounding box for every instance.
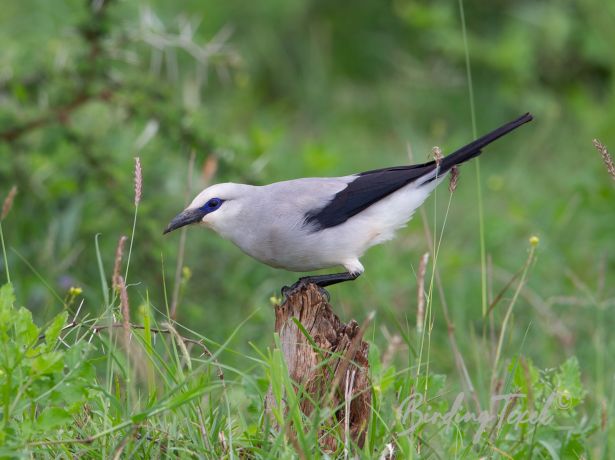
[0,223,9,285]
[171,151,196,319]
[124,157,142,284]
[415,143,456,399]
[492,240,537,377]
[418,203,481,411]
[419,190,456,399]
[11,248,64,305]
[458,0,488,318]
[0,185,17,284]
[408,146,456,400]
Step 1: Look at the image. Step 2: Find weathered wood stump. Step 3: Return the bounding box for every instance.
[265,283,371,451]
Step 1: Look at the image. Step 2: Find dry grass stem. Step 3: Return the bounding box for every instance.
[218,431,228,455]
[111,426,137,460]
[416,252,429,333]
[449,165,459,192]
[432,146,443,167]
[1,185,17,221]
[134,157,142,205]
[381,333,404,368]
[379,443,395,460]
[113,235,128,289]
[116,275,131,345]
[593,139,615,181]
[163,321,192,371]
[343,369,357,460]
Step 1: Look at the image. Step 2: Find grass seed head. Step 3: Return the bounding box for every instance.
[116,274,131,343]
[592,139,615,181]
[1,186,17,221]
[432,146,443,167]
[416,252,429,333]
[113,235,128,289]
[449,165,459,192]
[134,157,142,206]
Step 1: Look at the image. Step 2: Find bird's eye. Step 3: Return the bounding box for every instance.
[200,198,223,213]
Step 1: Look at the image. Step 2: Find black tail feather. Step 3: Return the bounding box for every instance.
[305,113,533,230]
[440,112,533,173]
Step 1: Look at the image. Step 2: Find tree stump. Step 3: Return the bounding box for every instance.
[265,283,371,451]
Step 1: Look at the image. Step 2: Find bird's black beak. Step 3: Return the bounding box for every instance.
[163,208,206,235]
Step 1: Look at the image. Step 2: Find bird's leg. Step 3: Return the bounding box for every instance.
[300,271,361,288]
[281,272,361,300]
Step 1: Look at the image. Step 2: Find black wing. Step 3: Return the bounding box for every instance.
[304,113,533,231]
[303,164,436,230]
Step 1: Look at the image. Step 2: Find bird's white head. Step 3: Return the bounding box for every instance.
[163,183,249,235]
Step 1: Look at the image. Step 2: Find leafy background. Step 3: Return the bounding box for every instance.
[0,0,614,457]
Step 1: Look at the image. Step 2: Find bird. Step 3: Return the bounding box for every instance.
[164,113,533,292]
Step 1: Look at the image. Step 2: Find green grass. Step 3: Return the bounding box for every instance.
[1,0,614,457]
[0,150,605,457]
[0,264,595,457]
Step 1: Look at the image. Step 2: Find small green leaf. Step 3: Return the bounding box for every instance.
[0,284,15,335]
[14,307,39,346]
[0,283,15,310]
[36,407,72,431]
[538,439,560,460]
[131,412,148,423]
[380,365,397,394]
[368,342,382,378]
[44,311,68,351]
[553,357,586,409]
[31,351,64,375]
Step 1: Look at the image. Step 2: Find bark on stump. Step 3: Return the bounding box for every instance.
[265,283,371,451]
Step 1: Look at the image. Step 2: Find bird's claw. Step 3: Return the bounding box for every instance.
[281,277,309,299]
[281,277,330,302]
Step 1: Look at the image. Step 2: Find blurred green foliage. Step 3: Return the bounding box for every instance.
[0,0,614,454]
[0,284,94,453]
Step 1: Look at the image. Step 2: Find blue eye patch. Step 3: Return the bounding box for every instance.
[199,198,224,214]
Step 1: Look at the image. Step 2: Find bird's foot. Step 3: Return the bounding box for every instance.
[281,277,330,302]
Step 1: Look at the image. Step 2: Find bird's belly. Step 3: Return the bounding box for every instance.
[232,229,344,272]
[249,245,339,272]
